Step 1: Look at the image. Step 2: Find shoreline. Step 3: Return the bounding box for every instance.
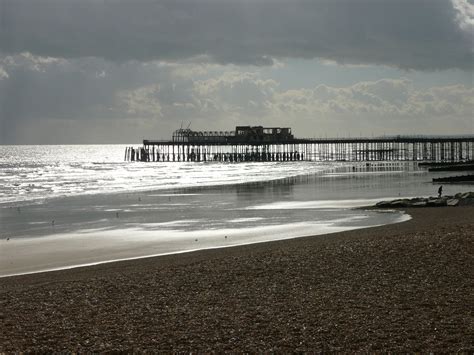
[0,211,409,278]
[1,191,410,277]
[1,206,473,351]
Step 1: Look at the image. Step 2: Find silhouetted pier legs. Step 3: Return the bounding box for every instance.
[125,139,474,163]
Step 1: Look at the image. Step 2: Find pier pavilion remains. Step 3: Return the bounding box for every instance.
[125,125,474,163]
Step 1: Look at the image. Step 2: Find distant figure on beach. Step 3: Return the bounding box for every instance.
[438,185,443,197]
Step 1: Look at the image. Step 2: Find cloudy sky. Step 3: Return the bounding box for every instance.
[0,0,472,144]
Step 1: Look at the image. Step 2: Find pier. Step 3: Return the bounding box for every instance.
[125,126,474,163]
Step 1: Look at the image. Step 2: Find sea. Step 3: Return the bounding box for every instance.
[0,144,469,276]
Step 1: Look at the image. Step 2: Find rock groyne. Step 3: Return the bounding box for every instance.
[375,191,474,208]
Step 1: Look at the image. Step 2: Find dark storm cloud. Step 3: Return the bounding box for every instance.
[0,0,472,71]
[0,58,153,121]
[0,57,176,143]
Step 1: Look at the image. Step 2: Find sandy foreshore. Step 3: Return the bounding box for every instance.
[1,206,473,352]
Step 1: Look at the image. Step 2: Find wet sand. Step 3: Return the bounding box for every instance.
[1,206,473,352]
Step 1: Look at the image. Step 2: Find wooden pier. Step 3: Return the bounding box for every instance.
[125,126,474,163]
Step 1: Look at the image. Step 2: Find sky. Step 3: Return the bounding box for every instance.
[0,0,472,144]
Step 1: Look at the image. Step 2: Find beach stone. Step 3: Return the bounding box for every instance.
[458,198,474,206]
[426,199,447,207]
[411,201,427,207]
[390,199,410,207]
[447,199,459,206]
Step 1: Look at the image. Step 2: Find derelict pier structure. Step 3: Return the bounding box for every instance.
[125,126,474,163]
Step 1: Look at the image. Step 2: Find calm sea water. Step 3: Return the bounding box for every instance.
[1,145,468,276]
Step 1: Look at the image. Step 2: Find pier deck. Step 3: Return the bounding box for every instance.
[125,126,474,163]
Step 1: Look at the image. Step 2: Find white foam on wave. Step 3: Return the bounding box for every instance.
[246,197,410,210]
[138,220,203,228]
[228,217,265,223]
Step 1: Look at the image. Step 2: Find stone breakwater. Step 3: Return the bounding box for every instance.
[375,191,474,208]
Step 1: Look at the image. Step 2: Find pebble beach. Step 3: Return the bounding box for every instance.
[1,206,473,352]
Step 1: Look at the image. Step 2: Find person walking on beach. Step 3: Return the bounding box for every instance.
[438,185,443,197]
